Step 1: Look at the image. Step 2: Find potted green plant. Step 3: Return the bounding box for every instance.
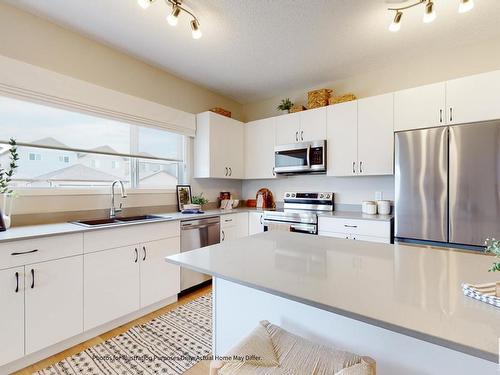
[0,139,19,229]
[484,238,500,296]
[191,192,209,210]
[277,98,293,114]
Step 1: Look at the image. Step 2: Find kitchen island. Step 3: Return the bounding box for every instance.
[166,231,500,375]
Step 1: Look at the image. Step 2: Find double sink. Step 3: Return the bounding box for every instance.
[72,214,171,228]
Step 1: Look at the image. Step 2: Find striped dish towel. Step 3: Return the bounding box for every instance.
[462,282,500,308]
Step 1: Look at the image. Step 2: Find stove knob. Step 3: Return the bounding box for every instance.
[291,193,296,198]
[326,194,330,199]
[320,194,324,199]
[285,193,290,198]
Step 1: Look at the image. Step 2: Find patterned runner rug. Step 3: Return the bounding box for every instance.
[34,293,212,375]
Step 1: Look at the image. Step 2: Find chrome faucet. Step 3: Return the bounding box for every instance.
[110,180,127,218]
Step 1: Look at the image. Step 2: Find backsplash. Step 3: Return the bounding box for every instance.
[242,175,394,205]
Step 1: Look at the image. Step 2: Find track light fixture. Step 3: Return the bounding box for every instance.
[388,0,474,32]
[167,5,181,26]
[137,0,153,9]
[459,0,474,14]
[423,1,436,23]
[389,11,403,32]
[137,0,202,39]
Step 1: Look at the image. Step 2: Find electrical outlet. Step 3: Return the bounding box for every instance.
[375,191,383,200]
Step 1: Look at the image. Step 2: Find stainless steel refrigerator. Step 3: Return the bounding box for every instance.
[395,120,500,247]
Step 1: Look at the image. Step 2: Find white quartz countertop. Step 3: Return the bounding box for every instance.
[0,208,262,243]
[166,231,500,362]
[318,211,393,221]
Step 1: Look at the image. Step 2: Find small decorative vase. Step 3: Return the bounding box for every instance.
[1,193,14,229]
[279,109,289,115]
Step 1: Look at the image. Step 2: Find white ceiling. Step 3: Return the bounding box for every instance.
[6,0,500,103]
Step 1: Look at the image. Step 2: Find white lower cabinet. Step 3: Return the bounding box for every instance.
[25,256,83,354]
[84,246,140,330]
[140,238,180,308]
[318,217,392,244]
[220,214,244,242]
[0,267,24,366]
[248,212,264,235]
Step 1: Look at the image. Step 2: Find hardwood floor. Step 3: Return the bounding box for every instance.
[13,284,213,375]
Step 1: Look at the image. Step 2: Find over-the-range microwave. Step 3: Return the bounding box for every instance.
[274,140,327,175]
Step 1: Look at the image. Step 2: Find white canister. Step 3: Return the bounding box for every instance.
[362,201,377,215]
[377,200,391,215]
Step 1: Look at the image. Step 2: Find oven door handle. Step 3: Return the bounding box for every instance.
[306,144,311,167]
[290,223,317,234]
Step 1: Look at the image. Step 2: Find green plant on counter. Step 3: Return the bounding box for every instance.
[277,98,293,112]
[192,193,208,206]
[484,238,500,272]
[0,138,19,195]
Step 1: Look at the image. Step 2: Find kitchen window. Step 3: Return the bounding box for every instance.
[0,96,187,190]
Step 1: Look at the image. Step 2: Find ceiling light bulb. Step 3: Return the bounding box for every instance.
[459,0,474,13]
[423,1,436,23]
[167,6,181,26]
[137,0,152,9]
[389,11,402,32]
[191,19,202,39]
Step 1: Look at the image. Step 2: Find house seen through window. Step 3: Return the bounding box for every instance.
[0,96,186,189]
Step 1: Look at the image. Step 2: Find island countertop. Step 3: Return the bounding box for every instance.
[166,231,500,363]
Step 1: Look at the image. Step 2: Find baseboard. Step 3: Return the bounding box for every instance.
[0,295,178,374]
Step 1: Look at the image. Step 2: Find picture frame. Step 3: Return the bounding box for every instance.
[176,185,192,211]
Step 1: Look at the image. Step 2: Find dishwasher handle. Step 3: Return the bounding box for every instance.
[181,224,214,230]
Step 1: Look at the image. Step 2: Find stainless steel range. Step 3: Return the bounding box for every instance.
[263,192,334,235]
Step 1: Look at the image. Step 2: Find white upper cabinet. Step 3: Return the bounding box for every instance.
[357,93,394,176]
[394,82,446,131]
[275,112,300,145]
[245,118,276,179]
[0,267,24,366]
[327,94,394,177]
[299,107,327,142]
[194,112,244,179]
[327,101,358,176]
[446,70,500,125]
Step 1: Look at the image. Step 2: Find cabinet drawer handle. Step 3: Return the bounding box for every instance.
[449,107,453,122]
[260,215,263,225]
[359,161,363,173]
[439,109,443,123]
[295,131,298,142]
[352,162,356,174]
[15,272,19,293]
[225,218,233,222]
[229,167,232,176]
[272,167,276,176]
[11,249,38,256]
[142,246,147,261]
[221,230,225,241]
[344,224,358,228]
[225,167,228,176]
[134,248,138,263]
[301,130,304,141]
[30,269,35,289]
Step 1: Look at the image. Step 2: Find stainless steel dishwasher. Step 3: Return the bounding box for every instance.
[180,216,220,291]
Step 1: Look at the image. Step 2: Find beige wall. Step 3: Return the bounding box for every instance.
[0,2,243,121]
[0,2,244,223]
[243,37,500,121]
